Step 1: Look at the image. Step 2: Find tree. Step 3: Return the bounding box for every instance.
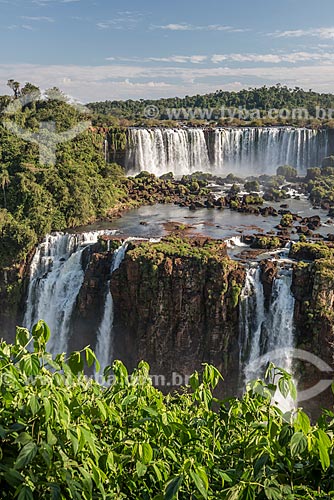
[21,82,41,101]
[7,79,21,99]
[276,165,298,181]
[244,180,260,193]
[0,167,10,209]
[45,86,68,102]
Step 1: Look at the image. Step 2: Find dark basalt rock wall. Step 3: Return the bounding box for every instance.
[292,259,334,419]
[0,264,30,342]
[110,239,246,395]
[69,250,114,353]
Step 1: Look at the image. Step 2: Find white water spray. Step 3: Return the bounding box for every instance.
[95,241,129,375]
[240,264,296,411]
[125,127,329,176]
[24,231,112,355]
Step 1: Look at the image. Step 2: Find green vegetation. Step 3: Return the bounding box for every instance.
[88,84,334,127]
[243,194,264,205]
[231,280,243,308]
[252,236,282,250]
[289,242,333,261]
[0,321,334,499]
[244,180,260,193]
[276,165,298,181]
[127,236,229,265]
[280,214,294,228]
[305,163,334,206]
[0,86,129,268]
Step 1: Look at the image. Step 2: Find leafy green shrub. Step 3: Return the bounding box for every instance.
[252,236,281,249]
[244,180,260,193]
[0,322,333,499]
[276,165,298,181]
[280,213,294,228]
[289,242,333,261]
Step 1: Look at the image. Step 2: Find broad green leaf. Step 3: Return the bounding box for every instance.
[29,394,40,415]
[190,468,208,499]
[264,485,282,500]
[140,442,153,464]
[2,468,24,487]
[85,347,99,370]
[290,432,307,458]
[96,400,107,421]
[68,351,84,375]
[152,463,163,482]
[32,320,50,344]
[316,429,331,470]
[14,442,38,470]
[17,485,34,500]
[15,327,30,348]
[164,476,183,500]
[295,411,310,434]
[43,398,52,422]
[20,355,40,377]
[50,484,61,500]
[47,426,57,446]
[14,433,33,446]
[136,461,147,477]
[278,378,289,399]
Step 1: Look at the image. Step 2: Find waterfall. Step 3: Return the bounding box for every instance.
[95,241,129,375]
[226,236,248,249]
[104,139,108,163]
[24,231,107,355]
[125,128,210,175]
[125,127,329,176]
[239,264,296,410]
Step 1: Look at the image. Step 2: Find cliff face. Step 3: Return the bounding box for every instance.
[110,238,245,395]
[69,247,114,353]
[292,259,334,418]
[0,265,26,341]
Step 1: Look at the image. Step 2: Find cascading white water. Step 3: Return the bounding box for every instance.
[24,231,108,355]
[226,236,248,249]
[104,139,108,163]
[239,264,296,411]
[125,128,210,175]
[125,127,329,176]
[95,241,129,375]
[239,266,266,377]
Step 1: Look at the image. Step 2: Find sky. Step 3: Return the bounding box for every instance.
[1,0,334,102]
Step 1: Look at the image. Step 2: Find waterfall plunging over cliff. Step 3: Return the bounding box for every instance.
[125,127,329,176]
[24,232,105,355]
[95,241,129,375]
[239,264,296,409]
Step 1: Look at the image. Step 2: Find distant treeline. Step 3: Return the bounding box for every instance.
[87,84,334,123]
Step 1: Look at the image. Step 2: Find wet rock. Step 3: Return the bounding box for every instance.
[301,215,321,231]
[260,260,278,309]
[110,237,246,396]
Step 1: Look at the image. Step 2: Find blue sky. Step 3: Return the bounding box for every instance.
[1,0,334,101]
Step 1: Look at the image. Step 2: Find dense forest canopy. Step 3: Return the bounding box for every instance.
[0,82,128,268]
[87,84,334,124]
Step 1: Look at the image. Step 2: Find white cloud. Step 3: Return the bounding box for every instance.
[21,16,55,22]
[1,62,334,102]
[107,51,334,66]
[152,23,249,33]
[106,55,208,64]
[212,51,334,64]
[270,27,334,40]
[97,11,144,30]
